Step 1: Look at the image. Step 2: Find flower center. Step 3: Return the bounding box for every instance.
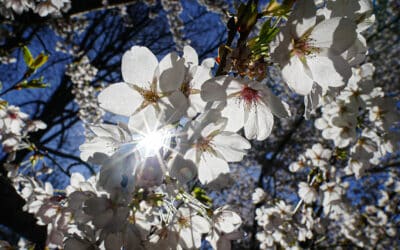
[293,38,311,57]
[196,137,213,153]
[8,111,18,119]
[180,82,191,97]
[177,216,190,228]
[291,33,319,58]
[142,90,160,103]
[240,86,260,106]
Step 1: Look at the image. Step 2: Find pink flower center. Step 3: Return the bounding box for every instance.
[8,112,18,119]
[240,86,260,106]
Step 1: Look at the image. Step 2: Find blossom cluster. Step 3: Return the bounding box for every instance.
[0,0,71,18]
[4,0,399,249]
[315,63,399,178]
[53,17,89,55]
[0,102,46,154]
[160,0,185,50]
[252,0,399,248]
[66,56,104,131]
[197,0,229,22]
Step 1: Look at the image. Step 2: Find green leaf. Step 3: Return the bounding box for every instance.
[192,187,212,206]
[15,77,49,90]
[248,19,280,60]
[31,53,49,70]
[0,100,8,109]
[22,46,34,67]
[335,148,348,160]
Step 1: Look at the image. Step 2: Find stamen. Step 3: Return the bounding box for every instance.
[240,86,260,107]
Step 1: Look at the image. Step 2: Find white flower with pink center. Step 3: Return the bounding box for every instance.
[201,76,290,140]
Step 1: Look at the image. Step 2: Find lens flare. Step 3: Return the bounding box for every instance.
[136,129,171,157]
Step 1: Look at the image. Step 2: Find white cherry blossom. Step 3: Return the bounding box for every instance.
[150,206,210,249]
[79,123,132,164]
[182,110,251,184]
[271,0,357,95]
[298,182,318,204]
[305,143,332,169]
[98,46,188,123]
[201,76,290,140]
[252,187,266,204]
[207,206,242,250]
[181,45,215,117]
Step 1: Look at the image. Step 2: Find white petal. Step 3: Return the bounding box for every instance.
[244,104,274,141]
[198,153,230,184]
[221,100,245,132]
[270,27,292,66]
[98,82,143,116]
[183,45,199,66]
[158,52,180,72]
[161,91,188,123]
[184,147,199,165]
[128,107,160,135]
[169,155,197,184]
[343,34,367,67]
[122,46,158,87]
[281,56,314,95]
[201,58,215,68]
[158,52,185,92]
[98,145,137,195]
[289,0,317,38]
[191,65,212,90]
[90,124,120,137]
[70,173,85,187]
[307,54,351,88]
[213,132,250,162]
[134,156,164,188]
[192,215,210,234]
[188,94,206,116]
[311,17,357,54]
[201,77,227,102]
[256,83,291,118]
[200,118,227,138]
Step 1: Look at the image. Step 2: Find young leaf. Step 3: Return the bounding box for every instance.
[15,77,49,90]
[0,100,8,109]
[31,53,49,70]
[192,187,212,206]
[248,20,280,60]
[22,46,34,67]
